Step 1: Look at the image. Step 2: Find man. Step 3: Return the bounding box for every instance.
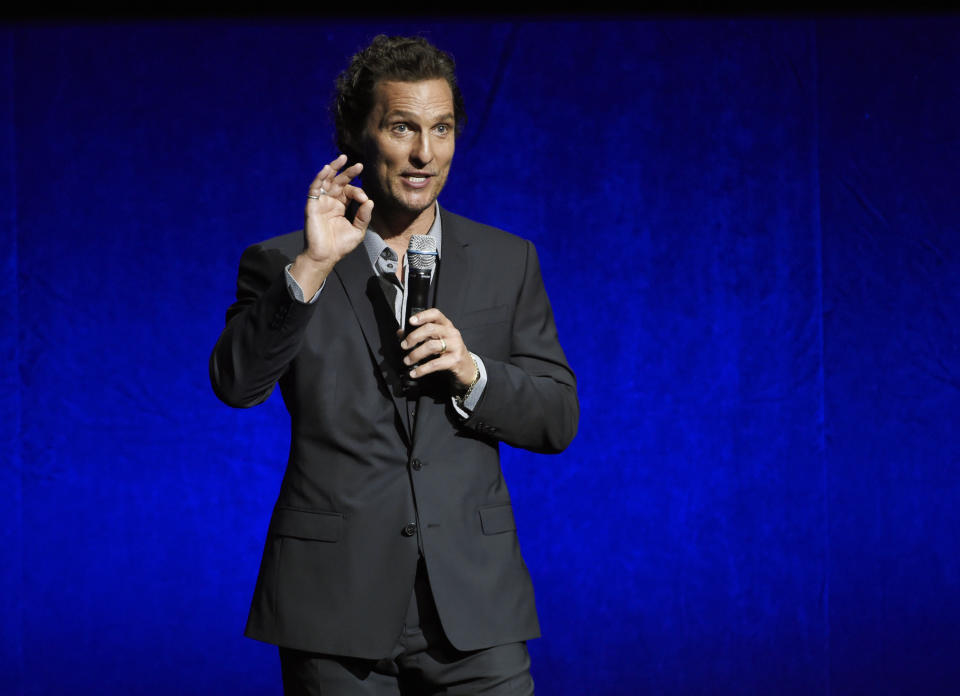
[210,34,578,694]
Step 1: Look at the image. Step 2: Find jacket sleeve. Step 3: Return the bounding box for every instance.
[461,240,579,454]
[209,243,317,408]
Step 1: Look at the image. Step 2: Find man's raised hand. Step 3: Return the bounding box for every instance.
[289,154,374,296]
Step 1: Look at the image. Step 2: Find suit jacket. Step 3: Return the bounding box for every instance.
[210,207,578,659]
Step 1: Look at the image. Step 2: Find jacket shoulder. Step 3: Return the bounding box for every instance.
[235,229,304,276]
[247,229,304,257]
[439,208,530,253]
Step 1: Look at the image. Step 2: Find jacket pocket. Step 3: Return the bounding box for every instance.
[478,503,516,535]
[459,304,510,329]
[270,506,342,542]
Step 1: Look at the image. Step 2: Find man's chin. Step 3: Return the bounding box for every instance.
[389,192,439,217]
[367,182,445,227]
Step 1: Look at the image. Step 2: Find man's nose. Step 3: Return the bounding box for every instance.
[411,133,433,166]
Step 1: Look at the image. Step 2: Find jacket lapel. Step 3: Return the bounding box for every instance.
[333,243,413,445]
[412,208,472,443]
[434,208,471,323]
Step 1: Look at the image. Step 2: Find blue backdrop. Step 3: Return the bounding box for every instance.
[2,16,958,695]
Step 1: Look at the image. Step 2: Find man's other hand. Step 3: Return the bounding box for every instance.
[400,308,478,391]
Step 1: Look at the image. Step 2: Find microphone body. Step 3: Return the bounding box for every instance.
[404,265,433,335]
[401,235,438,392]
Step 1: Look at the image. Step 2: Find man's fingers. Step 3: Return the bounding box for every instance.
[343,184,368,203]
[408,308,449,328]
[403,336,447,364]
[400,321,442,350]
[344,184,373,231]
[324,164,363,197]
[353,198,374,231]
[397,309,473,385]
[310,155,346,185]
[308,155,356,198]
[402,325,464,366]
[309,165,330,187]
[305,188,345,215]
[408,352,459,378]
[324,154,347,175]
[333,162,363,187]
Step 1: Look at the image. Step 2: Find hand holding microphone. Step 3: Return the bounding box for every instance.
[399,235,478,393]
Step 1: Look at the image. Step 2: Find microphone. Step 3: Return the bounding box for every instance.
[403,234,438,335]
[401,234,437,391]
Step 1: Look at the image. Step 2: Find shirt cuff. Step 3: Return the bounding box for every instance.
[285,263,323,304]
[452,352,487,417]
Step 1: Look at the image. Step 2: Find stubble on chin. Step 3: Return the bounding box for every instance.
[361,189,433,236]
[375,179,441,217]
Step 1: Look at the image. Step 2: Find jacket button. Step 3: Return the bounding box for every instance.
[401,523,418,537]
[411,458,423,471]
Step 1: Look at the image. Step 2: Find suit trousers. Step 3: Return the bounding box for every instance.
[279,559,535,696]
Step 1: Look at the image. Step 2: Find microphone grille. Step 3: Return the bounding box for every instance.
[407,234,438,271]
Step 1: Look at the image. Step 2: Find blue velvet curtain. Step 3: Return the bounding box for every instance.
[2,17,958,695]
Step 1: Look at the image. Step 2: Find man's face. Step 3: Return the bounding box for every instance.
[359,79,456,220]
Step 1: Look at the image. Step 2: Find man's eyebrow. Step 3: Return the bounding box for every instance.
[382,109,456,123]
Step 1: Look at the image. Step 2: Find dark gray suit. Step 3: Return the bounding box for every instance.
[210,207,578,660]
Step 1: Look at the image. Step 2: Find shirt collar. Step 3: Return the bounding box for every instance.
[362,202,442,273]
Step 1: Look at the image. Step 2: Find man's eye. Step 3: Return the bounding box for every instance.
[435,124,450,135]
[392,123,409,133]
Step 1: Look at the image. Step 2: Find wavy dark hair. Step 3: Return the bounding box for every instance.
[332,35,467,165]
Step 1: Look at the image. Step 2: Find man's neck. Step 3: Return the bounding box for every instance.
[373,203,437,261]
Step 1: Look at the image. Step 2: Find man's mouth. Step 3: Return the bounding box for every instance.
[401,173,433,188]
